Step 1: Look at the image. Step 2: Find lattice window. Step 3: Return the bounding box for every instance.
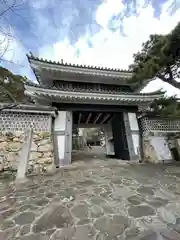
[141,117,180,132]
[0,112,51,132]
[53,81,132,94]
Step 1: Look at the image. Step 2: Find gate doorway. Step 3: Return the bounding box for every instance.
[71,110,130,162]
[72,127,105,162]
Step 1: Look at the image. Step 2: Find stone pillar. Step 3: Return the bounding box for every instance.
[16,129,32,182]
[104,125,114,156]
[123,112,141,160]
[54,111,72,167]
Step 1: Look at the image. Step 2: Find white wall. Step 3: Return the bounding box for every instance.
[54,111,72,166]
[57,135,65,165]
[132,133,140,155]
[64,111,72,164]
[128,113,139,131]
[128,113,140,159]
[54,111,66,131]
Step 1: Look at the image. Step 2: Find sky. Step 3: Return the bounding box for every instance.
[0,0,180,96]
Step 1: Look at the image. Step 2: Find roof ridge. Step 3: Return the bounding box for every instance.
[27,54,131,73]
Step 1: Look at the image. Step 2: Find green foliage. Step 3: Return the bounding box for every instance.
[130,22,180,90]
[0,66,30,103]
[150,97,180,118]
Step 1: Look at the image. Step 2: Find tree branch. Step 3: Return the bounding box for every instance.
[158,74,180,89]
[0,0,17,17]
[1,84,17,103]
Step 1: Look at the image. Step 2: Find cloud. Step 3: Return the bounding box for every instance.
[1,0,180,97]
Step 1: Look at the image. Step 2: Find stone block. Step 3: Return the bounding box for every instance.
[11,159,19,170]
[43,152,52,158]
[33,164,41,174]
[6,132,14,141]
[13,137,20,142]
[38,157,53,164]
[33,134,40,141]
[37,139,51,146]
[0,141,8,150]
[38,144,53,152]
[31,142,38,152]
[29,152,42,160]
[7,152,18,162]
[7,142,22,152]
[44,164,55,174]
[0,135,6,142]
[39,132,51,138]
[32,205,73,232]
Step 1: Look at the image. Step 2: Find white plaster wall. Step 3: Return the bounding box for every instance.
[65,111,72,164]
[132,133,140,156]
[150,136,172,162]
[54,111,66,131]
[57,135,65,165]
[128,113,139,131]
[54,111,67,166]
[128,113,140,159]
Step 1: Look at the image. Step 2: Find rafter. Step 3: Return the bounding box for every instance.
[100,114,110,124]
[86,112,92,124]
[94,113,102,124]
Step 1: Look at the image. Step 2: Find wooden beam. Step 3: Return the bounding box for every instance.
[100,114,110,124]
[94,113,102,124]
[86,113,92,124]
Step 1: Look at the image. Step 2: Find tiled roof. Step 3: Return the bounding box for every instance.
[0,103,56,113]
[27,54,131,73]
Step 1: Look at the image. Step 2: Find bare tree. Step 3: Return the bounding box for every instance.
[0,0,33,109]
[0,0,31,63]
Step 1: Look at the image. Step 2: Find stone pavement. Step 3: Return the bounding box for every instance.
[1,159,180,239]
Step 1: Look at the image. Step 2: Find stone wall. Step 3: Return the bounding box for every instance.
[0,132,24,171]
[142,132,172,163]
[0,110,55,175]
[28,132,55,174]
[140,116,180,163]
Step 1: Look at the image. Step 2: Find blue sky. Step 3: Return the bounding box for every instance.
[0,0,180,96]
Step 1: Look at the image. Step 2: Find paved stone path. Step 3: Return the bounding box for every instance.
[1,159,180,239]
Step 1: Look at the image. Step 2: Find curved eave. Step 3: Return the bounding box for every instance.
[25,85,164,105]
[28,57,132,79]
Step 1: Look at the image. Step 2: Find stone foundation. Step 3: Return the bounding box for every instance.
[0,108,55,176]
[0,131,55,175]
[142,133,172,163]
[28,132,55,174]
[143,136,159,163]
[0,132,24,171]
